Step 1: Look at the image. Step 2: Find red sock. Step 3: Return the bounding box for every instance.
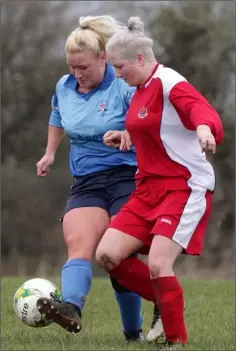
[109,256,156,302]
[152,276,187,344]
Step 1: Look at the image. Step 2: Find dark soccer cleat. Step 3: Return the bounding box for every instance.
[146,304,164,342]
[37,297,82,333]
[124,329,145,342]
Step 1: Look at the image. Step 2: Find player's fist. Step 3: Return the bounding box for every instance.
[36,153,55,177]
[196,125,216,154]
[103,130,132,151]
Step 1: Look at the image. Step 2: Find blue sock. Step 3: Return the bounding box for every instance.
[114,291,143,333]
[61,259,92,312]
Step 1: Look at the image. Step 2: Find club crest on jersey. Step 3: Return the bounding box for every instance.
[99,102,106,113]
[138,106,148,118]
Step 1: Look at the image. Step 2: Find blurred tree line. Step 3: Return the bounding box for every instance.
[1,1,235,277]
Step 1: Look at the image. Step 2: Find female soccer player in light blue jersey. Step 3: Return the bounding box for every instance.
[36,15,162,341]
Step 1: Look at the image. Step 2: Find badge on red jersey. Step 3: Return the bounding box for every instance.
[138,106,148,118]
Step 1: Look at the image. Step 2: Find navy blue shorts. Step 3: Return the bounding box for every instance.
[64,165,137,217]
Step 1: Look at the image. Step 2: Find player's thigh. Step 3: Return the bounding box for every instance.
[97,228,143,265]
[148,235,183,273]
[110,214,140,262]
[63,207,110,260]
[97,208,150,265]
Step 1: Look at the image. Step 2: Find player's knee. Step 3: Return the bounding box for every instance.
[148,256,173,278]
[63,229,76,248]
[63,229,80,251]
[96,248,119,272]
[63,230,95,260]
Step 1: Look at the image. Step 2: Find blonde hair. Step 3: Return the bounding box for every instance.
[106,17,155,62]
[65,15,121,56]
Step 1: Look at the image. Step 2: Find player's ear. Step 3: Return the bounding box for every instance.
[137,53,145,66]
[100,51,107,64]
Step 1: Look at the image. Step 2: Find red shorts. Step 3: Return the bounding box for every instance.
[109,178,213,255]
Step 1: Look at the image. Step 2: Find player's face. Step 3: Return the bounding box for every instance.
[107,51,143,87]
[67,48,106,90]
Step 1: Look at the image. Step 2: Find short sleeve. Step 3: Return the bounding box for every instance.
[48,93,63,128]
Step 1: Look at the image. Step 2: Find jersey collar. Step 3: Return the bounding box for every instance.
[138,62,159,90]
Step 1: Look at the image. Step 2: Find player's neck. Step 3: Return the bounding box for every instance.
[139,61,158,88]
[144,61,158,81]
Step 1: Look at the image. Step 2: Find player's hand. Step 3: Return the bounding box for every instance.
[36,153,55,177]
[120,130,132,151]
[196,125,216,154]
[103,130,132,151]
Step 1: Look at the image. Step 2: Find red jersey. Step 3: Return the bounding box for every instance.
[126,64,223,191]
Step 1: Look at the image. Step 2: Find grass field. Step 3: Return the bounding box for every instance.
[2,277,235,350]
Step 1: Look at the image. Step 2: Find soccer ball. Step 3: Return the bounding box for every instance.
[13,278,61,327]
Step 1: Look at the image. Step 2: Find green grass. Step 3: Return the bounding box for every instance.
[2,277,235,350]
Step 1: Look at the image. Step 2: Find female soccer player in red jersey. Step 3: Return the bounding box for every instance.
[96,16,224,346]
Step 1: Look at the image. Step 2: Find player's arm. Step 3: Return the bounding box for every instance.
[36,93,64,177]
[44,125,64,156]
[168,81,224,152]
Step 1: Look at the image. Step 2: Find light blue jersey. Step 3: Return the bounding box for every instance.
[49,64,136,176]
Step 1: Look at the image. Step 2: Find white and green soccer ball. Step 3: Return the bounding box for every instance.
[13,278,61,327]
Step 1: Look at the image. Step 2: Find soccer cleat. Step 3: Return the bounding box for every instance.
[146,304,164,342]
[124,329,145,342]
[147,301,186,342]
[37,297,82,333]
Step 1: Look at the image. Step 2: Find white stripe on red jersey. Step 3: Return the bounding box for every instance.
[126,64,223,191]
